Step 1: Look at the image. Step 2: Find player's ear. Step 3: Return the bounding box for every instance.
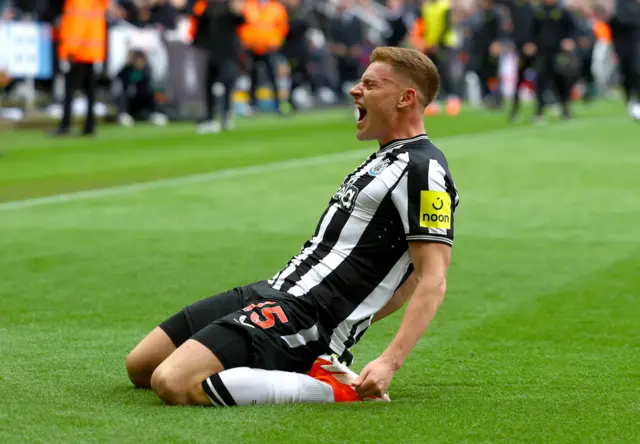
[397,88,417,109]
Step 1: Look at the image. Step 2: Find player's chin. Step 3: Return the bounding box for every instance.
[355,126,375,141]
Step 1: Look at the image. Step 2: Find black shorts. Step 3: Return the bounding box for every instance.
[159,281,329,373]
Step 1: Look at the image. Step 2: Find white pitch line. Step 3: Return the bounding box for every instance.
[0,149,373,211]
[0,120,603,212]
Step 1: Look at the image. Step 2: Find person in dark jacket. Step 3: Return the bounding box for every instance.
[328,0,364,103]
[191,0,246,133]
[496,0,536,120]
[384,0,416,47]
[468,0,503,108]
[524,0,579,121]
[568,0,597,102]
[609,0,640,120]
[281,0,318,111]
[115,50,167,126]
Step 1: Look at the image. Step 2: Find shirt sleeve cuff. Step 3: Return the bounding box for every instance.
[405,235,453,247]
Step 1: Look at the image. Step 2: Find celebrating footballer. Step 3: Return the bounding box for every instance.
[126,46,460,406]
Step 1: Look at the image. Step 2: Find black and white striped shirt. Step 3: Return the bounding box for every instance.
[269,135,459,357]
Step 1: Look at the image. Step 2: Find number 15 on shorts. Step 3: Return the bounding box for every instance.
[240,301,289,329]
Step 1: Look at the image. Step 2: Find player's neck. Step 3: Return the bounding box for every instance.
[378,119,426,149]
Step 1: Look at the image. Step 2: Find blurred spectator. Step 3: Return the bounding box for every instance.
[53,0,109,136]
[328,0,364,103]
[496,0,536,121]
[567,0,597,101]
[191,0,246,133]
[609,0,640,120]
[591,4,616,98]
[239,0,289,114]
[466,0,503,108]
[281,0,319,111]
[417,0,461,116]
[526,0,579,121]
[384,0,417,47]
[115,49,167,126]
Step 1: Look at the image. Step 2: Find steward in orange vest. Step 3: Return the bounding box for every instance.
[239,0,288,56]
[54,0,109,136]
[238,0,288,112]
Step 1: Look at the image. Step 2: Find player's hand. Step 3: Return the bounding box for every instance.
[353,356,395,399]
[561,38,575,52]
[523,43,536,57]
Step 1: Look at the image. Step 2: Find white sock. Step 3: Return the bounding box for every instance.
[201,367,335,407]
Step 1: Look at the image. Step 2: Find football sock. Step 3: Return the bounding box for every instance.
[201,367,335,407]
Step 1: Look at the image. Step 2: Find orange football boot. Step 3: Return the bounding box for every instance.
[308,355,391,403]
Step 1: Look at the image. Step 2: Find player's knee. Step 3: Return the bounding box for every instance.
[126,327,178,388]
[150,366,190,405]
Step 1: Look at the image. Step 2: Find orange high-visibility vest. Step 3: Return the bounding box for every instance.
[189,0,208,41]
[409,18,427,52]
[593,19,612,43]
[239,0,288,55]
[58,0,109,63]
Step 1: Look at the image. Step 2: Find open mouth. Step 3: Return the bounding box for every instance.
[356,106,367,123]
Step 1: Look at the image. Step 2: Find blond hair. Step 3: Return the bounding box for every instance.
[370,46,440,107]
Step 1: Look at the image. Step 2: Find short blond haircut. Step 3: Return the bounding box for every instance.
[370,46,440,107]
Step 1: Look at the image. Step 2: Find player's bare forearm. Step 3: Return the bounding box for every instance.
[379,274,446,370]
[379,241,450,370]
[353,259,447,399]
[372,273,416,324]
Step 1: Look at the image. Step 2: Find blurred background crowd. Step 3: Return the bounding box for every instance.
[0,0,638,134]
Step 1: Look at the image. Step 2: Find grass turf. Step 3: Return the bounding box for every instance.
[1,103,639,443]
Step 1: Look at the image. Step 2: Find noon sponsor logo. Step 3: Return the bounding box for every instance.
[419,191,452,229]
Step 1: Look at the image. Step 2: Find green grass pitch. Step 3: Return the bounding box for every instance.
[1,104,639,443]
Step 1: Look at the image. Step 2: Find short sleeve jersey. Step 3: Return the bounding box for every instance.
[268,134,460,356]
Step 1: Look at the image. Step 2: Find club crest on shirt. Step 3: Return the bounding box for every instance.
[368,158,391,176]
